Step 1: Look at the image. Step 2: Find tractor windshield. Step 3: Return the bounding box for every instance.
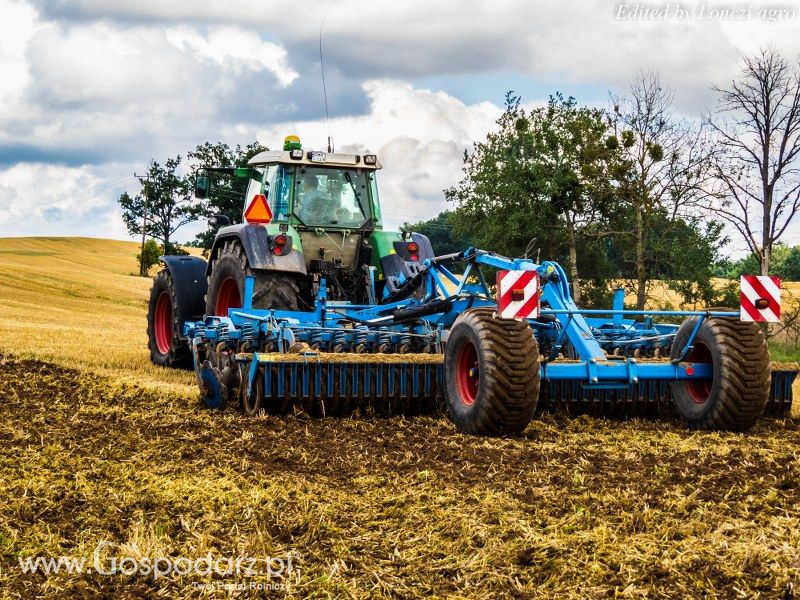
[294,166,370,227]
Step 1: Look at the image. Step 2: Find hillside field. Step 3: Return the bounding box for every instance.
[0,236,799,598]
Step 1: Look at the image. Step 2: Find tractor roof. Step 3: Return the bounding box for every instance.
[247,150,382,170]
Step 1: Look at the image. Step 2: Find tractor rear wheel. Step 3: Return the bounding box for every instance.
[205,239,300,316]
[669,316,770,430]
[206,239,300,415]
[444,308,540,436]
[147,269,192,369]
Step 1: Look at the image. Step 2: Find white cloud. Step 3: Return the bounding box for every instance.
[0,0,39,110]
[164,25,298,87]
[0,163,134,238]
[250,80,503,228]
[0,0,798,251]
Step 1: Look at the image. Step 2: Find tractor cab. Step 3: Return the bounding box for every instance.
[193,136,432,307]
[240,136,384,232]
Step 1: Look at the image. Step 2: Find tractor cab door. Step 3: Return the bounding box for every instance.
[241,165,292,224]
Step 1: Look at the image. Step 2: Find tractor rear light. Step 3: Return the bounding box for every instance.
[410,254,419,262]
[272,234,288,256]
[407,241,419,254]
[270,233,292,256]
[511,288,525,301]
[754,298,770,309]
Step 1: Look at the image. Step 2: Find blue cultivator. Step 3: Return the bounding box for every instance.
[183,247,778,434]
[147,137,791,435]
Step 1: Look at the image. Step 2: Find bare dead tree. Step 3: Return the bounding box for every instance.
[611,71,717,310]
[708,48,800,276]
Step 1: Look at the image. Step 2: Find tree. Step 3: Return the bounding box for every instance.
[446,93,617,303]
[610,71,718,309]
[716,243,800,281]
[119,156,201,254]
[708,48,800,276]
[136,238,161,275]
[187,141,269,250]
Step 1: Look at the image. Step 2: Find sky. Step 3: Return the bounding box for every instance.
[0,0,799,256]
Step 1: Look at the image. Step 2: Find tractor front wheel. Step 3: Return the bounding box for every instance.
[444,308,540,436]
[670,316,770,430]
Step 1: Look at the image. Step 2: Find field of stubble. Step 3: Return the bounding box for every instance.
[0,237,798,599]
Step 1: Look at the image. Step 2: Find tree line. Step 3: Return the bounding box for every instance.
[119,48,800,313]
[410,48,800,311]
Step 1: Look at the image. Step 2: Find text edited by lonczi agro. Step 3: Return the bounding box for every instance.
[614,3,797,21]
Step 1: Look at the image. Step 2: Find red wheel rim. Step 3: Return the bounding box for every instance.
[686,341,713,403]
[154,291,173,355]
[455,341,479,406]
[215,277,241,316]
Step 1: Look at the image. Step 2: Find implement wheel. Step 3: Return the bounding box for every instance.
[444,308,540,436]
[670,316,770,430]
[147,269,192,369]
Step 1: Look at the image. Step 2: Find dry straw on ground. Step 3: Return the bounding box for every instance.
[0,237,799,598]
[0,356,799,599]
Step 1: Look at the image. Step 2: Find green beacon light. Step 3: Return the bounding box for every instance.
[283,135,302,151]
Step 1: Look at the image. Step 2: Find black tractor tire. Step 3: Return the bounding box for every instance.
[444,308,540,436]
[147,269,193,369]
[670,316,770,431]
[205,239,300,316]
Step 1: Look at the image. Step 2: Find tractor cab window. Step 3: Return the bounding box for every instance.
[293,167,369,227]
[265,165,291,222]
[242,168,265,219]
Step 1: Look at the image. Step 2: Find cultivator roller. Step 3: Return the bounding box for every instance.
[239,353,443,417]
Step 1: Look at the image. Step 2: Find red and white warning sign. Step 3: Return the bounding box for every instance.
[740,275,781,322]
[496,270,540,319]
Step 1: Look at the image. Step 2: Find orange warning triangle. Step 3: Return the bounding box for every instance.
[244,194,273,224]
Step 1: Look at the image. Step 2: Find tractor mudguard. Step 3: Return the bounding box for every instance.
[207,224,307,276]
[379,232,435,297]
[160,255,208,336]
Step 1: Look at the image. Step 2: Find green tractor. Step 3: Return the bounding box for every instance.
[147,135,433,369]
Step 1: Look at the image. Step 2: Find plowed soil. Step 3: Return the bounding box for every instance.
[1,355,799,599]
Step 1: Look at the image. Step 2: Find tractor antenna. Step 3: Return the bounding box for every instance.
[319,5,333,153]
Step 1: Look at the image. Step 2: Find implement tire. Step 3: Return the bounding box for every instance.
[147,268,192,369]
[444,308,540,436]
[670,316,770,431]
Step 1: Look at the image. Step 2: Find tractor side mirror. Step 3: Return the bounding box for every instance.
[194,174,210,199]
[208,214,231,228]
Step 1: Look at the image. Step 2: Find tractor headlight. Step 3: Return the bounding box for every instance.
[363,154,377,165]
